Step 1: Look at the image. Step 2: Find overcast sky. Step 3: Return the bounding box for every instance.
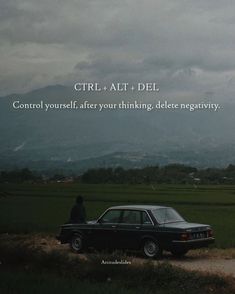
[1,0,235,102]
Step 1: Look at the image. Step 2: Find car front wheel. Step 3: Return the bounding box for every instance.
[70,234,83,253]
[142,239,162,259]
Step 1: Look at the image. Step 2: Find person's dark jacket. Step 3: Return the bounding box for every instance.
[69,203,86,223]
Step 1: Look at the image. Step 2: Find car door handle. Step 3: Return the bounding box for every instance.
[135,226,140,229]
[111,225,117,228]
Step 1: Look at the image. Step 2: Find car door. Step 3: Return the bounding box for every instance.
[88,209,122,249]
[117,210,143,249]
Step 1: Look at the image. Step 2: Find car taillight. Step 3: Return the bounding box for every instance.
[208,229,213,237]
[180,233,189,241]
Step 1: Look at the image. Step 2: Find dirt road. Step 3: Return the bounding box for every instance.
[168,257,235,277]
[1,234,235,278]
[128,248,235,277]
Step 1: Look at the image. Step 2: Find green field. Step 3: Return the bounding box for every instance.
[0,183,235,248]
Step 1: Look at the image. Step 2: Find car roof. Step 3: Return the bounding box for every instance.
[108,205,168,211]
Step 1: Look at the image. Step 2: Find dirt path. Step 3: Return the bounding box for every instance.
[38,235,235,278]
[168,257,235,277]
[1,234,235,278]
[129,249,235,278]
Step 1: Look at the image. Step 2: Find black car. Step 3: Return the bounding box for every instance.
[57,205,215,258]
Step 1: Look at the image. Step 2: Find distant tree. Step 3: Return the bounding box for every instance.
[0,168,40,183]
[50,174,66,182]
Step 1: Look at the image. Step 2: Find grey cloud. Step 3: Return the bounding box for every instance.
[1,0,235,99]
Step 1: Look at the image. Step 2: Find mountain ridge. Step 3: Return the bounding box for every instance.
[0,84,235,172]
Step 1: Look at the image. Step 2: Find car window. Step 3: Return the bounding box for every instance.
[99,210,121,224]
[121,210,141,224]
[152,208,185,224]
[142,211,152,225]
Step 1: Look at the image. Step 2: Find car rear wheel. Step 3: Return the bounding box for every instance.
[142,239,162,259]
[171,249,188,257]
[70,234,83,253]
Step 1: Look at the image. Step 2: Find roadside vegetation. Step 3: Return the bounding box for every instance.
[0,236,234,294]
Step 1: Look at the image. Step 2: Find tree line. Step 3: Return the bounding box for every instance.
[80,164,235,184]
[1,164,235,184]
[0,168,41,183]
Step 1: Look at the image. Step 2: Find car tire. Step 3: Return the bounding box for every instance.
[142,239,162,259]
[70,233,84,253]
[170,249,188,257]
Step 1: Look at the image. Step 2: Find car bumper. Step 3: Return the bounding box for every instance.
[172,237,215,250]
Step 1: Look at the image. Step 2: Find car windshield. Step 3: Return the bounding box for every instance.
[152,208,185,224]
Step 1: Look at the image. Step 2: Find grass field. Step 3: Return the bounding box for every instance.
[0,183,235,248]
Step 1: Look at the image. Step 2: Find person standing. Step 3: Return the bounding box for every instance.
[69,195,86,223]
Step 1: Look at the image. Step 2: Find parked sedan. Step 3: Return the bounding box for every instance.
[56,205,215,258]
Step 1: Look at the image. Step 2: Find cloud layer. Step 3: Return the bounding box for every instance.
[1,0,235,101]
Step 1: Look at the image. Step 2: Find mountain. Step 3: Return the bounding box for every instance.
[0,84,235,173]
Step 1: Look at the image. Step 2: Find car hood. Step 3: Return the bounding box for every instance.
[159,221,210,231]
